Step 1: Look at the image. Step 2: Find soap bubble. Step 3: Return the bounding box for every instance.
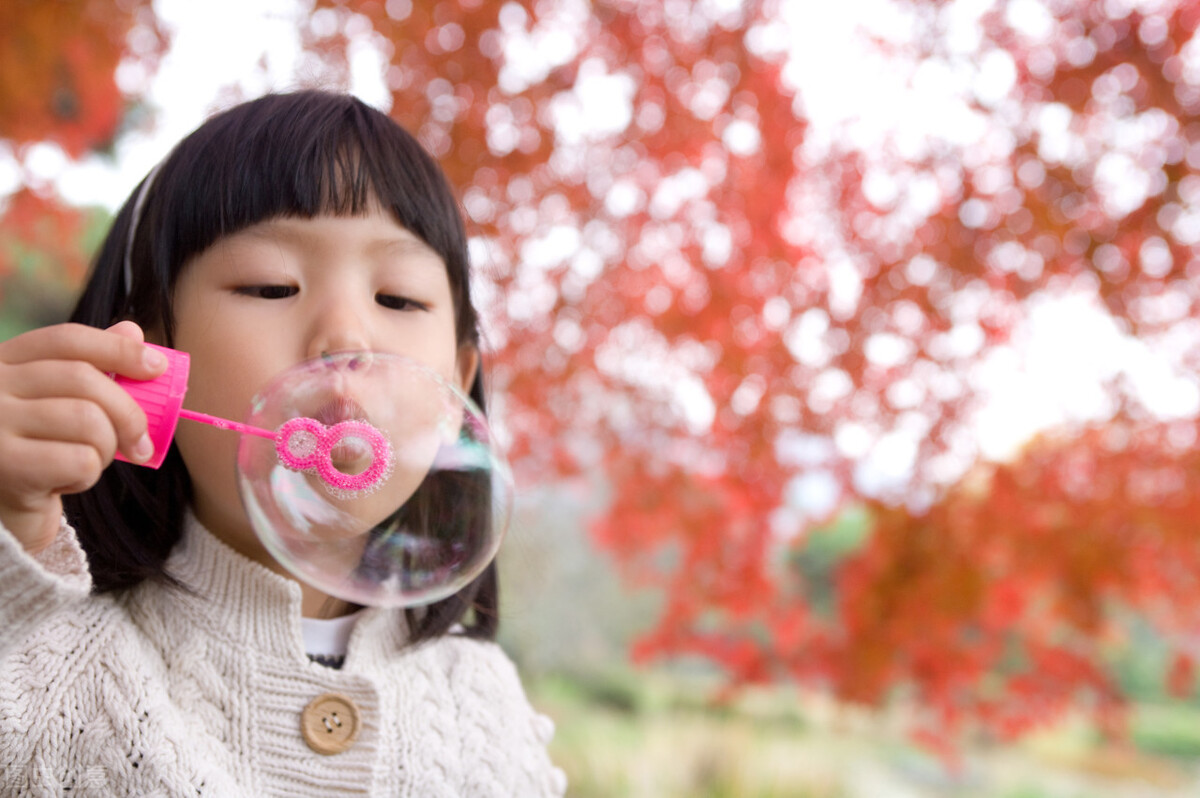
[237,352,511,608]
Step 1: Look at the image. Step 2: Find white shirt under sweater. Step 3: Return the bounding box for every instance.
[303,609,364,665]
[0,514,567,797]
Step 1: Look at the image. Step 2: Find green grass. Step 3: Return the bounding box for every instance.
[528,669,1200,798]
[530,670,843,798]
[1131,702,1200,759]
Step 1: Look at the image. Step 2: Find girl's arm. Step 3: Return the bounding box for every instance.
[0,513,92,662]
[0,321,166,553]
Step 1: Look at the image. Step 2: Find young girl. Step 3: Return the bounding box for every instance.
[0,91,566,796]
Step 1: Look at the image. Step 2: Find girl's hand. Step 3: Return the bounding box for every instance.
[0,321,168,554]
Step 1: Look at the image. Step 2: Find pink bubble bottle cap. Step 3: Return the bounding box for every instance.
[113,343,189,469]
[112,343,392,497]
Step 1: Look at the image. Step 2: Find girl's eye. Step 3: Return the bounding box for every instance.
[376,294,426,311]
[236,285,297,299]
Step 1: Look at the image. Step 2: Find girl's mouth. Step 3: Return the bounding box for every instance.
[313,397,375,473]
[313,396,370,426]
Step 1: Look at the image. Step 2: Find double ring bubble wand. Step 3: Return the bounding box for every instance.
[114,344,393,498]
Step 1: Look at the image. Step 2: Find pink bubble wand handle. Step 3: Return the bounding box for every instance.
[178,408,276,440]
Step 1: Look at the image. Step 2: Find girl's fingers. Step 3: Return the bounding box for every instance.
[105,319,147,342]
[1,360,154,464]
[0,322,166,381]
[0,434,109,498]
[10,397,121,467]
[0,322,164,552]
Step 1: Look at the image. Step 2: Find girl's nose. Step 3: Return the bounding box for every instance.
[306,296,373,358]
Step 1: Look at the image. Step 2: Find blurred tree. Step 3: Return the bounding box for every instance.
[0,0,164,283]
[812,0,1200,748]
[7,0,1200,750]
[838,412,1200,754]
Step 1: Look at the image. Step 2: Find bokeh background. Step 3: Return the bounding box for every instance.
[6,0,1200,794]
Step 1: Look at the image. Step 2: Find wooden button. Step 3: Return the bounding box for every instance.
[300,692,361,755]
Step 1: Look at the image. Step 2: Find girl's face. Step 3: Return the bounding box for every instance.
[167,206,477,566]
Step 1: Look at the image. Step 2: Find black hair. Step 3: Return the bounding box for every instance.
[63,90,497,643]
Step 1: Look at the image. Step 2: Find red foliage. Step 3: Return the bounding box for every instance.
[1167,651,1195,698]
[0,188,90,282]
[0,0,164,157]
[0,0,165,284]
[837,417,1200,739]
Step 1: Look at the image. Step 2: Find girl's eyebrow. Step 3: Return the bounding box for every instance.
[237,221,441,261]
[374,237,442,259]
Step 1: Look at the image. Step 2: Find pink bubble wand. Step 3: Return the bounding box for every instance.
[115,344,393,497]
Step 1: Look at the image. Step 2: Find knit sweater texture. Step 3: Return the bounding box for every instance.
[0,515,567,796]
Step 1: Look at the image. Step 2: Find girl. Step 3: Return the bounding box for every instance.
[0,91,566,796]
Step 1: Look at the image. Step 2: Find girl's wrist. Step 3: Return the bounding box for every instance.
[0,503,62,557]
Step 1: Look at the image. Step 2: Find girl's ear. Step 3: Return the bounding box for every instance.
[455,345,480,395]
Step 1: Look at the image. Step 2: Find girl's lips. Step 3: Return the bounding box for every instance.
[313,396,370,426]
[312,396,376,473]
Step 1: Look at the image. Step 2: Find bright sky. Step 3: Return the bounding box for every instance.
[52,0,339,206]
[12,0,1198,503]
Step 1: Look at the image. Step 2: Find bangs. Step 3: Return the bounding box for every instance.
[139,91,465,300]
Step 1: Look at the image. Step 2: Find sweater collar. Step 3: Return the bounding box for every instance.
[159,514,408,667]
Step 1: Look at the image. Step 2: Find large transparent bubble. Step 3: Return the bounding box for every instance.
[236,352,511,608]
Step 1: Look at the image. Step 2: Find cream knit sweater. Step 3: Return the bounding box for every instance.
[0,515,567,796]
